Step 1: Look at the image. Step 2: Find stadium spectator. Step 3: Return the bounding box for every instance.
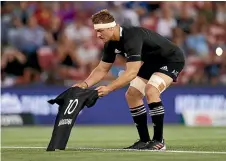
[64,17,92,44]
[156,5,177,40]
[176,6,194,34]
[33,2,52,29]
[18,16,46,54]
[185,24,209,57]
[12,2,33,25]
[76,39,100,74]
[55,2,77,24]
[1,1,226,86]
[1,47,36,86]
[47,15,62,43]
[141,11,158,31]
[55,33,86,80]
[7,16,24,49]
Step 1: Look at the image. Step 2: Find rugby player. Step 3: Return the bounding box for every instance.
[73,9,185,150]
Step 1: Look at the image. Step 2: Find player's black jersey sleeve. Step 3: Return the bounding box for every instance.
[123,29,142,62]
[101,42,116,63]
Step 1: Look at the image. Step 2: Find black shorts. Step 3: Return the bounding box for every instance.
[137,61,185,82]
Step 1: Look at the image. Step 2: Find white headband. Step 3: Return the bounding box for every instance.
[94,21,116,30]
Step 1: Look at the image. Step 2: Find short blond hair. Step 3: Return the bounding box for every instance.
[91,9,115,24]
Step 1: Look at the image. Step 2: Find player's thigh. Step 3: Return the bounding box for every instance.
[135,62,160,94]
[148,62,185,92]
[137,61,184,94]
[127,62,150,100]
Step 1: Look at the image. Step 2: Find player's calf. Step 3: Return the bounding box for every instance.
[145,74,170,142]
[125,87,151,144]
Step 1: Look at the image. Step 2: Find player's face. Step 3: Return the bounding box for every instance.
[96,28,114,43]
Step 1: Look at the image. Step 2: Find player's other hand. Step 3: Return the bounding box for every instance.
[72,82,88,89]
[96,86,111,97]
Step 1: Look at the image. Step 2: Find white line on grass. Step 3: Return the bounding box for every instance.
[1,146,226,154]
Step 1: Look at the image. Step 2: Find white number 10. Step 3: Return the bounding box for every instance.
[64,99,79,115]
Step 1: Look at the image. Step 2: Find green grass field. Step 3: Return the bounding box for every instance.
[1,125,226,161]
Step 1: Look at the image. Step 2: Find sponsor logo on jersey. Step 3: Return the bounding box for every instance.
[115,49,121,53]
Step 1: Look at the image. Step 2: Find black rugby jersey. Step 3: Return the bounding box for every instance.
[47,87,98,151]
[102,26,185,63]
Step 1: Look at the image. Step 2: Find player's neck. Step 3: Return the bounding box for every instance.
[111,25,120,41]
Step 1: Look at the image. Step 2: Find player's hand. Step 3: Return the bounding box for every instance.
[72,82,88,89]
[96,86,111,97]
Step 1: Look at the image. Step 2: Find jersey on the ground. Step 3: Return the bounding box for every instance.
[47,87,98,151]
[102,26,185,64]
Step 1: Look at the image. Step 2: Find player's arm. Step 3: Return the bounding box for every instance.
[73,42,116,88]
[107,29,143,92]
[107,61,142,92]
[84,61,113,87]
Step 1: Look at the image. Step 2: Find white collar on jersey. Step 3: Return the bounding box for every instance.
[120,27,123,37]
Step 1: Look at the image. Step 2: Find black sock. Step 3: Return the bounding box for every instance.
[130,105,150,142]
[148,102,164,142]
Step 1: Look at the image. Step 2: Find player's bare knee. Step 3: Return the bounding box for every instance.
[145,84,160,99]
[125,87,143,101]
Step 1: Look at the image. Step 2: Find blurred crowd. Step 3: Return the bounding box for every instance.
[1,1,226,87]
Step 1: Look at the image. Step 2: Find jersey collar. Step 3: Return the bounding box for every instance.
[120,27,123,37]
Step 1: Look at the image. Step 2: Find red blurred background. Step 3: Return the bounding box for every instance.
[1,1,226,87]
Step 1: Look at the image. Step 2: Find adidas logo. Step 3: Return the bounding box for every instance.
[160,66,168,71]
[115,49,121,53]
